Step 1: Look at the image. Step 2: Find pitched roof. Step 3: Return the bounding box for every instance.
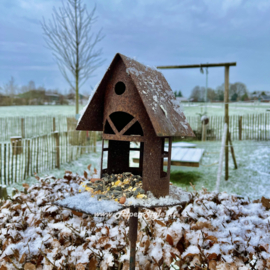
[77,53,194,137]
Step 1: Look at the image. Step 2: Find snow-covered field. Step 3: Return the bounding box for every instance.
[170,140,270,200]
[183,102,270,117]
[0,102,270,117]
[6,140,270,201]
[0,105,85,117]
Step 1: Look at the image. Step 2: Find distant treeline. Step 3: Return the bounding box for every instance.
[0,77,88,106]
[189,82,250,102]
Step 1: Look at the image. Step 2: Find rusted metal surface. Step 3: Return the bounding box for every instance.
[77,53,194,138]
[77,53,195,198]
[129,206,138,270]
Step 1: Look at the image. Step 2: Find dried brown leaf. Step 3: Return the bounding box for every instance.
[76,263,85,270]
[19,253,27,264]
[12,204,21,211]
[209,260,217,270]
[205,235,218,243]
[122,262,129,270]
[83,242,89,250]
[155,219,166,227]
[144,239,150,254]
[191,221,213,230]
[262,196,270,209]
[166,234,174,246]
[88,257,98,270]
[83,171,88,179]
[105,226,110,236]
[24,262,36,270]
[103,243,111,249]
[87,164,91,171]
[65,170,72,174]
[0,265,8,270]
[72,210,83,217]
[98,236,109,246]
[207,253,218,261]
[22,183,29,190]
[94,168,97,175]
[12,248,20,260]
[176,237,185,253]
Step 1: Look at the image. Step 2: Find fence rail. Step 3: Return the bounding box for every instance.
[0,131,100,186]
[0,115,72,141]
[185,113,270,141]
[1,113,270,142]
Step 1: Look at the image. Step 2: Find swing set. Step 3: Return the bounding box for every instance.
[157,62,237,180]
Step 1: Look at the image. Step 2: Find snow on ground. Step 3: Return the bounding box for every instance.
[1,103,270,117]
[0,172,269,269]
[170,140,270,200]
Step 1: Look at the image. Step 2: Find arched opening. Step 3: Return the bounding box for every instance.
[107,112,144,136]
[110,112,134,132]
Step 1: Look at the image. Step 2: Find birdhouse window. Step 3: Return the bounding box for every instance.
[104,112,143,136]
[104,120,115,134]
[115,81,126,95]
[129,142,141,168]
[160,138,169,178]
[110,112,134,132]
[102,140,108,170]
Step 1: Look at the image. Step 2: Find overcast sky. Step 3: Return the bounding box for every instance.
[1,0,270,97]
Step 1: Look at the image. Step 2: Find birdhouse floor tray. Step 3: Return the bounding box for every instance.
[54,185,191,216]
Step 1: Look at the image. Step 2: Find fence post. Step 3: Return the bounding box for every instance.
[238,116,242,140]
[224,65,230,180]
[54,131,60,169]
[93,132,97,153]
[21,118,25,138]
[27,140,30,177]
[228,132,237,169]
[0,143,1,184]
[201,124,206,141]
[4,144,6,186]
[0,185,8,200]
[53,117,56,132]
[216,123,227,192]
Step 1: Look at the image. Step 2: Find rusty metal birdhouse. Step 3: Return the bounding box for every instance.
[77,53,194,198]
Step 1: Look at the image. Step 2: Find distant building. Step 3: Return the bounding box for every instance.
[66,93,88,105]
[176,97,188,102]
[251,91,270,99]
[261,95,270,102]
[44,93,60,105]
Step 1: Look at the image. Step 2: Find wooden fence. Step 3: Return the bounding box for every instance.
[0,115,72,141]
[185,113,270,141]
[0,131,100,186]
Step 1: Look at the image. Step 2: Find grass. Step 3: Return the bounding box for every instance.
[170,170,203,187]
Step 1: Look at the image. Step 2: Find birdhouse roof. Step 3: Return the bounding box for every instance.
[77,53,194,137]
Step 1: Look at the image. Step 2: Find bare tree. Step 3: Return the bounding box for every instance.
[4,76,17,104]
[41,0,104,115]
